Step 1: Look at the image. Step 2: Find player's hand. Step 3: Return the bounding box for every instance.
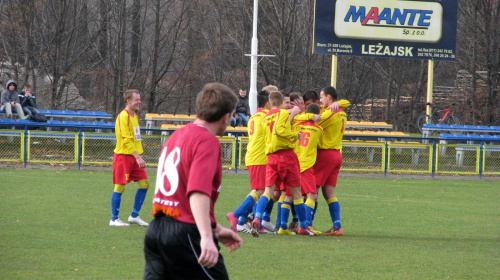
[290,106,301,116]
[313,114,321,122]
[328,102,339,113]
[136,157,146,168]
[291,99,305,112]
[198,236,219,268]
[216,226,242,253]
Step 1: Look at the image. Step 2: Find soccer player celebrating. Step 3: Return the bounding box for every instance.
[251,91,313,236]
[109,89,149,227]
[227,90,275,234]
[144,83,242,280]
[315,86,347,236]
[292,103,323,235]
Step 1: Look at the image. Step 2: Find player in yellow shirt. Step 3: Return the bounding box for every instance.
[314,86,347,236]
[251,91,315,236]
[226,90,275,234]
[290,103,323,235]
[110,89,149,227]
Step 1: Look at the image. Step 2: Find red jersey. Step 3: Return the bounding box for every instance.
[152,123,222,228]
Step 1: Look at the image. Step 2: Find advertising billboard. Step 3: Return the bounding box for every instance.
[313,0,458,60]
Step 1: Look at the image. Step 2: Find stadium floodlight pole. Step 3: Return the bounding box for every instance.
[246,0,275,115]
[248,0,259,115]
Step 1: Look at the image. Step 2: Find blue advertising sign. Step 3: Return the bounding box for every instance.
[313,0,458,60]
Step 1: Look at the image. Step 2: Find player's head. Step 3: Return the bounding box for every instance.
[305,103,321,114]
[257,90,270,109]
[281,91,291,109]
[262,85,278,92]
[320,86,337,106]
[269,91,283,108]
[196,83,238,134]
[303,90,320,106]
[289,92,303,103]
[124,89,141,112]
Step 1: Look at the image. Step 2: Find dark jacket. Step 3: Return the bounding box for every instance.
[1,80,20,106]
[235,95,250,115]
[19,90,37,108]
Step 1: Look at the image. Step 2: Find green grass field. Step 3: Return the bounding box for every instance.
[1,169,499,279]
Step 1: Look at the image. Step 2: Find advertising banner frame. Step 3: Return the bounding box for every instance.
[313,0,458,61]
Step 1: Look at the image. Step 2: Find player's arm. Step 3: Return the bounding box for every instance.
[327,99,351,112]
[293,112,320,124]
[275,111,300,142]
[190,192,219,269]
[317,109,334,127]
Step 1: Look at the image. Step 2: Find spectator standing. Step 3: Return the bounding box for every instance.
[19,84,40,118]
[1,80,27,119]
[109,89,150,227]
[234,89,250,126]
[144,83,242,279]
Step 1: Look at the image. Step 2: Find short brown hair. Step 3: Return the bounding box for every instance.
[306,103,321,114]
[124,89,139,102]
[196,83,238,122]
[269,91,283,107]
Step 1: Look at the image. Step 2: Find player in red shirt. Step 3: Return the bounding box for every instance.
[143,83,242,280]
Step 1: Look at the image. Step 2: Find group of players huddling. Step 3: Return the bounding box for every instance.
[227,85,349,236]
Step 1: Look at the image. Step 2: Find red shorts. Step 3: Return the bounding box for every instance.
[313,149,342,187]
[277,182,286,192]
[300,168,317,195]
[113,153,148,184]
[265,149,301,188]
[285,168,316,196]
[248,165,267,190]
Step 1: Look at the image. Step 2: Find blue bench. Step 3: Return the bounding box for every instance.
[0,109,112,121]
[0,119,115,132]
[423,123,500,138]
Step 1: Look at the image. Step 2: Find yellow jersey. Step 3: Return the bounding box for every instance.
[114,109,143,155]
[317,108,347,150]
[293,120,323,172]
[245,109,268,166]
[262,108,298,154]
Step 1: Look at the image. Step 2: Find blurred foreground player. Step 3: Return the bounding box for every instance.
[144,83,242,280]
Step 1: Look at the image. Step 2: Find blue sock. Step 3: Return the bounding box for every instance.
[237,216,247,226]
[311,202,318,225]
[280,201,292,229]
[293,200,308,229]
[276,201,282,229]
[234,195,256,218]
[263,199,275,222]
[291,204,298,223]
[254,195,269,222]
[111,192,122,220]
[131,189,148,217]
[328,197,342,229]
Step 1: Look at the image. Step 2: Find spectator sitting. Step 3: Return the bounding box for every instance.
[230,116,238,127]
[19,84,40,118]
[234,89,250,127]
[1,80,28,119]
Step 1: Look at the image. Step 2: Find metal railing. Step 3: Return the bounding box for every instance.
[1,125,499,178]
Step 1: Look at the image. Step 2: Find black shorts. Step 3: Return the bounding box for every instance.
[143,213,229,280]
